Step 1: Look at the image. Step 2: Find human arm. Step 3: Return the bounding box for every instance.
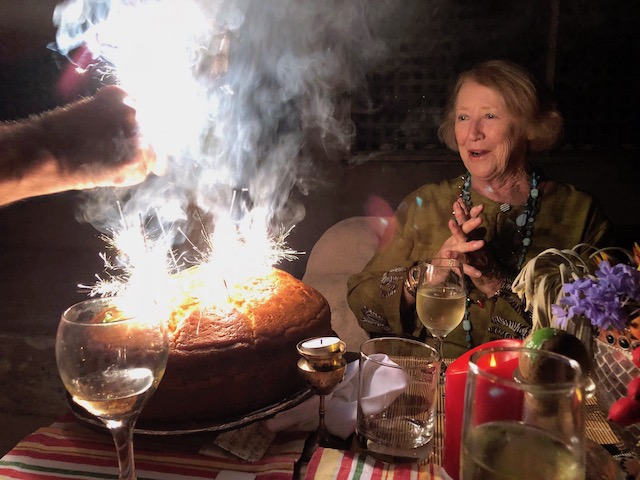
[346,206,422,338]
[346,180,482,337]
[0,86,157,207]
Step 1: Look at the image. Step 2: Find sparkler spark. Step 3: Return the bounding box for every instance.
[80,207,300,325]
[52,0,412,313]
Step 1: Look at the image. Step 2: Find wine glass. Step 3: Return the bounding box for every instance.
[460,346,585,479]
[416,258,465,371]
[55,297,169,480]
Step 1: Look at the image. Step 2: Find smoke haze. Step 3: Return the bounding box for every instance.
[52,0,417,266]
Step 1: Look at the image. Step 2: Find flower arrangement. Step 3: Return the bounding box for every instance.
[512,243,640,334]
[551,258,640,333]
[512,243,640,428]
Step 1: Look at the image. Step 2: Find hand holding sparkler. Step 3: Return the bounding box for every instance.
[0,85,161,207]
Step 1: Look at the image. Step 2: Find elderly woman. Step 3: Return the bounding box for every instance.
[347,60,611,358]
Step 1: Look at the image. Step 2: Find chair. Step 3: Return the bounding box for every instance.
[302,216,389,352]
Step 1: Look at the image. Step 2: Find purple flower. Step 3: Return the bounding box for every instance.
[554,261,640,331]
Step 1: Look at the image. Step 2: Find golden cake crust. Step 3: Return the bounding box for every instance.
[140,268,333,426]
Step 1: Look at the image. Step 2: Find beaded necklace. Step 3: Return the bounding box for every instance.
[459,169,541,348]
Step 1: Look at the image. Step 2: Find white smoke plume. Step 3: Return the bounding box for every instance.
[52,0,416,268]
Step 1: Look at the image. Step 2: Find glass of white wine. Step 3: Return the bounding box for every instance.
[460,346,585,480]
[415,258,465,370]
[56,298,169,480]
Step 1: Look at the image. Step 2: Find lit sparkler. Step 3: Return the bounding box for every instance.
[53,0,297,313]
[51,0,400,316]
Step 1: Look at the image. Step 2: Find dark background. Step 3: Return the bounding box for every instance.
[0,0,639,338]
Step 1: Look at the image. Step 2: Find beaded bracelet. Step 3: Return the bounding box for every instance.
[490,276,515,300]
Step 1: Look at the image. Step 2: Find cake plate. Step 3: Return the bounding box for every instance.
[67,388,312,435]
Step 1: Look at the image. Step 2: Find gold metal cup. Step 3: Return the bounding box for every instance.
[296,336,347,445]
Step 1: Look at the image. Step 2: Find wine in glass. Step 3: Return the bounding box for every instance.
[56,297,169,480]
[416,258,465,369]
[460,346,585,479]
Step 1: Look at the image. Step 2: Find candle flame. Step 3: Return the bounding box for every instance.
[489,353,497,368]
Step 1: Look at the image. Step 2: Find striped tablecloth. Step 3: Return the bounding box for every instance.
[1,379,636,479]
[0,415,451,480]
[0,414,308,479]
[305,448,451,480]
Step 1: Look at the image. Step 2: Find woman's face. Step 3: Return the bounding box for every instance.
[454,80,524,180]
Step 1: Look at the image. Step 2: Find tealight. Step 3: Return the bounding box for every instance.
[297,336,343,357]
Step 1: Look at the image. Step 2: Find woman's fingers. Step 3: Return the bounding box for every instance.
[463,263,482,279]
[469,204,484,218]
[448,217,482,243]
[452,199,467,225]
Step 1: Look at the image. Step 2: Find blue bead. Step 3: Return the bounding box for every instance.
[463,319,472,330]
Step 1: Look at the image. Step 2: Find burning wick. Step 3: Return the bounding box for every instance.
[298,336,342,357]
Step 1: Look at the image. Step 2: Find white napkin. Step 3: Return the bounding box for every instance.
[359,353,409,416]
[265,355,408,439]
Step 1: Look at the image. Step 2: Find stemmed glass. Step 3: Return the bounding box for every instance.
[296,337,347,447]
[416,258,466,371]
[56,297,169,480]
[460,346,585,479]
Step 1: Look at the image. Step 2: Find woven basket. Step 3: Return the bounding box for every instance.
[592,335,640,441]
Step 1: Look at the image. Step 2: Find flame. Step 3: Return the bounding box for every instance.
[489,353,497,368]
[51,0,411,318]
[82,207,299,323]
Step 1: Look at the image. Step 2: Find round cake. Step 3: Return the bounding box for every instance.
[138,267,333,426]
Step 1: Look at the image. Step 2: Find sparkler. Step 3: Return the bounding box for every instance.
[51,0,403,316]
[52,0,299,312]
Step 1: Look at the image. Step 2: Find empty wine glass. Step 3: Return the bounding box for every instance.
[56,297,169,480]
[416,258,465,371]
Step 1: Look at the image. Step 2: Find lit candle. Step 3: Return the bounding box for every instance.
[443,339,522,480]
[472,349,524,424]
[297,336,343,357]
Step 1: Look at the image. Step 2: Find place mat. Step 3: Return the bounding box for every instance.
[433,375,445,466]
[586,396,623,446]
[584,396,640,478]
[0,414,308,479]
[304,448,452,480]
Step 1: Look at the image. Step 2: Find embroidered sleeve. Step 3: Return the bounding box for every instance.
[488,315,532,340]
[381,266,407,299]
[358,304,393,333]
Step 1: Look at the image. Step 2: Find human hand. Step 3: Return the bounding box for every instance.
[435,199,485,272]
[440,199,504,297]
[36,85,161,189]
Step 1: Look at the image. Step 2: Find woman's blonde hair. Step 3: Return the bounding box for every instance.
[437,60,563,152]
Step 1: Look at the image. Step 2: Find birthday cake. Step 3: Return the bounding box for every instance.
[139,267,333,426]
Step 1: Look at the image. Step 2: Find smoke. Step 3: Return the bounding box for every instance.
[52,0,416,264]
